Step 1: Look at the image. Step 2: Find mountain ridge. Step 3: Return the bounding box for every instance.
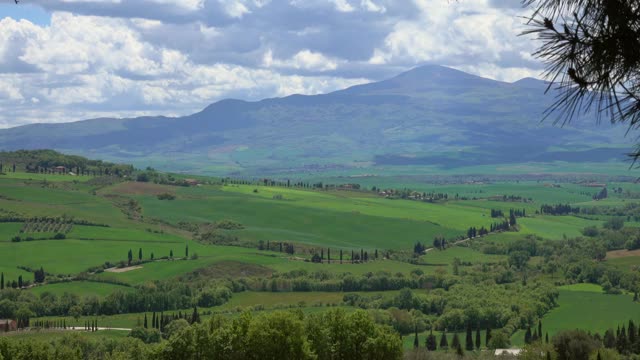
[0,65,629,175]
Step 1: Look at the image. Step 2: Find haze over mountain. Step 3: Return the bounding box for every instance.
[0,65,630,175]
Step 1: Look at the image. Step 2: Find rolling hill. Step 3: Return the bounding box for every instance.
[0,65,631,175]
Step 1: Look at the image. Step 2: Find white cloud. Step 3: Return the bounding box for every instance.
[0,0,545,128]
[264,49,339,71]
[331,0,355,12]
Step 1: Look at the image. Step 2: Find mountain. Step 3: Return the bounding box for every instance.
[0,65,631,175]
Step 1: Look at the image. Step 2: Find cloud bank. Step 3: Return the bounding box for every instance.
[0,0,542,127]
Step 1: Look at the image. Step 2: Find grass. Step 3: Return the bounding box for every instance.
[518,216,601,240]
[29,281,134,298]
[421,246,505,266]
[511,289,640,345]
[0,222,24,241]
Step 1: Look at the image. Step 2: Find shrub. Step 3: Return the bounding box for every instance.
[53,233,66,239]
[157,193,176,200]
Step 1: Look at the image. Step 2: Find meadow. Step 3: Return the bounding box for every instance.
[511,285,640,345]
[2,167,640,353]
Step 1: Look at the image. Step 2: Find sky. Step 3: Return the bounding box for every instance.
[0,0,542,128]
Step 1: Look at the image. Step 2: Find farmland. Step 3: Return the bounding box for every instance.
[1,159,640,358]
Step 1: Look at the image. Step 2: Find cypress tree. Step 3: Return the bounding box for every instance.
[144,313,148,329]
[465,324,474,351]
[185,244,189,258]
[545,332,549,344]
[191,306,200,324]
[486,326,492,347]
[414,326,419,348]
[538,320,543,341]
[138,248,142,261]
[451,333,460,349]
[0,272,3,290]
[440,331,449,349]
[152,312,156,329]
[475,325,481,349]
[597,350,602,360]
[525,326,532,344]
[456,341,464,357]
[340,249,343,264]
[426,329,437,351]
[628,320,636,345]
[546,351,552,360]
[327,248,330,264]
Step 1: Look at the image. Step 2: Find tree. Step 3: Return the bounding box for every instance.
[414,327,419,348]
[523,0,640,161]
[525,326,533,344]
[538,320,543,340]
[440,331,449,349]
[486,325,492,347]
[465,324,474,351]
[128,249,133,265]
[451,332,460,350]
[488,331,511,349]
[170,249,173,259]
[426,329,437,351]
[340,249,343,264]
[0,272,3,290]
[185,244,189,258]
[475,325,481,350]
[138,248,143,261]
[191,306,200,324]
[552,329,597,360]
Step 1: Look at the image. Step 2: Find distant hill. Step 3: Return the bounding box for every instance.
[0,65,631,175]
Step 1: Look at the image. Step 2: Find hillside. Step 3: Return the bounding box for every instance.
[0,65,631,175]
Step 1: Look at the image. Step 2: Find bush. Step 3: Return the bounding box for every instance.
[157,193,175,200]
[53,233,66,239]
[128,327,162,344]
[603,217,624,230]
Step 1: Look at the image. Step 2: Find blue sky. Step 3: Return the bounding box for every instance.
[0,0,542,128]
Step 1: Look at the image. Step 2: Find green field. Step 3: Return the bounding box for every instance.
[2,166,640,353]
[512,287,640,345]
[29,281,134,298]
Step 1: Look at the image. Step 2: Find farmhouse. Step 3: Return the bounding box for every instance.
[494,348,522,356]
[52,166,66,174]
[184,179,199,186]
[0,319,17,332]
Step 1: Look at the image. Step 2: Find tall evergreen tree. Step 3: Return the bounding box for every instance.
[0,272,3,290]
[440,331,449,349]
[340,249,343,264]
[451,333,460,349]
[327,248,330,264]
[538,320,543,340]
[525,326,532,344]
[456,341,464,357]
[144,313,148,329]
[414,327,419,348]
[426,330,437,351]
[185,244,189,258]
[486,326,492,347]
[138,248,142,261]
[465,324,474,351]
[475,325,481,350]
[191,306,200,324]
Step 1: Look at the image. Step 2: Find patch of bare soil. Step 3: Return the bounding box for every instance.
[606,248,640,259]
[105,265,143,273]
[107,181,174,196]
